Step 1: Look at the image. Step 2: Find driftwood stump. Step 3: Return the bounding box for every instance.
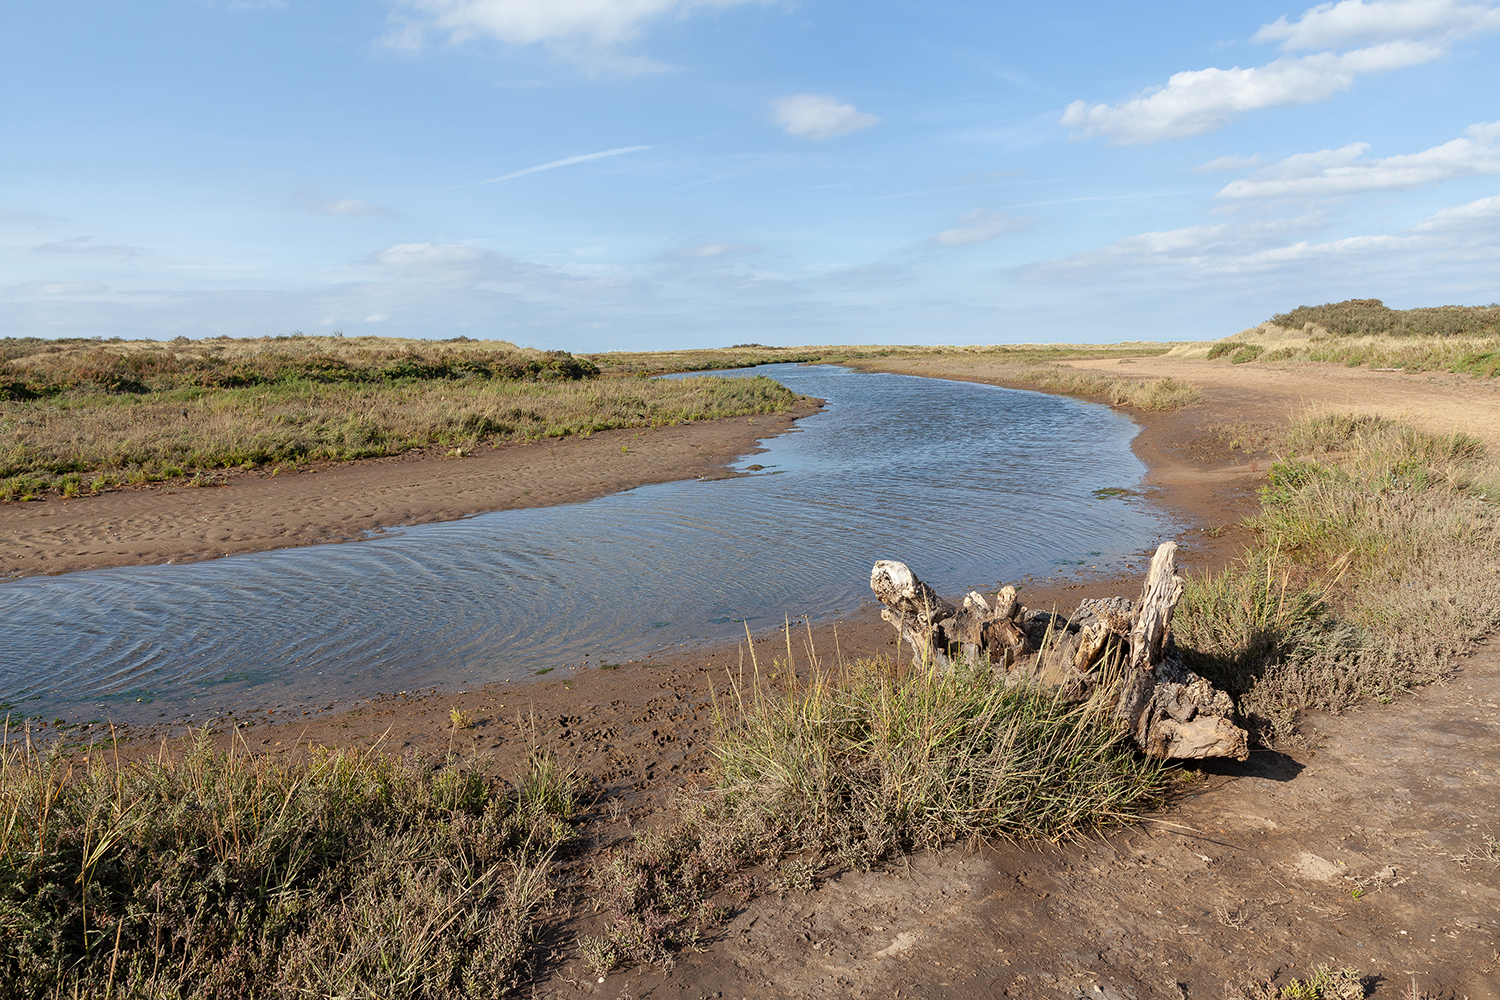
[868,541,1249,762]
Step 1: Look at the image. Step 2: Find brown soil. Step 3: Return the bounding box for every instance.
[1,403,817,580]
[40,357,1500,997]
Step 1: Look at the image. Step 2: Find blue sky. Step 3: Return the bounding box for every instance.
[3,0,1499,349]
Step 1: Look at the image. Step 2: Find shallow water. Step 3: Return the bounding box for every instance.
[1,365,1174,724]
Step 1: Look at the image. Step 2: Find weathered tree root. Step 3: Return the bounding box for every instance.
[869,541,1249,762]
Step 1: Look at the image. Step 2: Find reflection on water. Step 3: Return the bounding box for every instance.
[0,365,1173,723]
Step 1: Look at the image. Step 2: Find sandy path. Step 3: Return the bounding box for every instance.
[1,405,816,580]
[1068,355,1500,450]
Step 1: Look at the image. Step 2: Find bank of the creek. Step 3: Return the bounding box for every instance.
[3,364,1177,728]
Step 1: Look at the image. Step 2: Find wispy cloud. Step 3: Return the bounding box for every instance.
[1410,191,1500,229]
[772,94,880,140]
[929,209,1034,247]
[7,280,110,297]
[1254,0,1500,50]
[1196,154,1262,173]
[1216,121,1500,199]
[385,0,772,71]
[483,145,650,183]
[33,236,145,259]
[305,197,391,216]
[1061,42,1440,144]
[1021,192,1500,284]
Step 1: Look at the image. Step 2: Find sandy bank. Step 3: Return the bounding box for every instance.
[1,402,819,580]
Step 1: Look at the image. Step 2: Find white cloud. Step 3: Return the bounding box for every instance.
[306,197,390,216]
[1061,42,1441,144]
[1410,192,1500,229]
[929,209,1034,247]
[365,313,389,322]
[1196,154,1263,172]
[1254,0,1500,50]
[387,0,769,57]
[1217,121,1500,199]
[771,94,880,140]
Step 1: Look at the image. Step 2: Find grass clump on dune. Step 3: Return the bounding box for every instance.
[1176,414,1500,740]
[583,653,1165,973]
[0,728,576,999]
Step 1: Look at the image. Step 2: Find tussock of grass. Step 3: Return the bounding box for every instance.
[0,728,576,999]
[1,374,800,500]
[710,658,1164,851]
[1016,365,1201,411]
[585,656,1165,973]
[1177,415,1500,739]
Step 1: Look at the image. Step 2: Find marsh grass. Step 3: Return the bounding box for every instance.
[585,643,1166,973]
[1,373,799,500]
[1177,415,1500,740]
[0,725,577,999]
[1013,365,1201,411]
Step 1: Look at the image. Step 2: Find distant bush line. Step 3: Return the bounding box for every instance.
[1269,298,1500,339]
[1,336,598,401]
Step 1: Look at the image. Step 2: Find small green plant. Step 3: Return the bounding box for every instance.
[579,934,620,978]
[449,706,473,730]
[1226,965,1366,1000]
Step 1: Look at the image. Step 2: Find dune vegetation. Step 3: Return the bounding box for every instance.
[1170,298,1500,376]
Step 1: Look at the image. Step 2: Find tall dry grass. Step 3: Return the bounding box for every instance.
[0,726,576,999]
[1176,415,1500,739]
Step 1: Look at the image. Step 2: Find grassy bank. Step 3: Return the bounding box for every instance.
[0,729,576,999]
[1176,414,1500,741]
[2,337,802,500]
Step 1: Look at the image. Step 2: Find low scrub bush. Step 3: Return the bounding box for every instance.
[1270,298,1500,339]
[0,730,576,999]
